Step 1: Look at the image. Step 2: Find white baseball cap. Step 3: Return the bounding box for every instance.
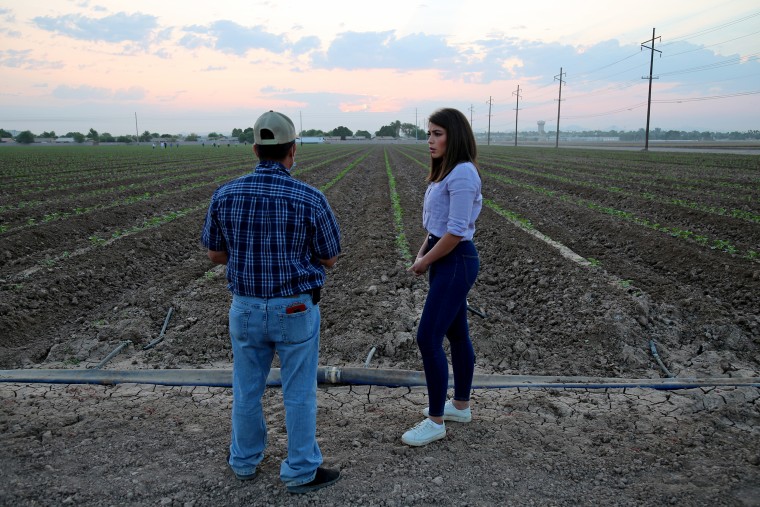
[254,110,296,145]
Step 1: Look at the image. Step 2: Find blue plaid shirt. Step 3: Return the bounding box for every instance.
[201,160,341,297]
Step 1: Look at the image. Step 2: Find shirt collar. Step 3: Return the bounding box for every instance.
[255,160,291,175]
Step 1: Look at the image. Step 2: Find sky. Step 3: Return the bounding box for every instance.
[1,0,759,136]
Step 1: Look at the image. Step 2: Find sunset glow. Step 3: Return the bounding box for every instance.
[1,0,758,135]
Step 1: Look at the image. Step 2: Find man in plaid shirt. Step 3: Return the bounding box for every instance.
[201,111,341,494]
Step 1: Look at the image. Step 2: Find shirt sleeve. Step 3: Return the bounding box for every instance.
[446,165,480,237]
[311,194,341,260]
[201,193,227,252]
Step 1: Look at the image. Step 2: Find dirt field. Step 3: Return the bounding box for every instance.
[1,144,759,506]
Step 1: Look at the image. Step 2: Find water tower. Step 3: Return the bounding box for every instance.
[537,120,547,141]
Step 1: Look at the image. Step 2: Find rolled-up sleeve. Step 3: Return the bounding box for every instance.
[446,169,480,237]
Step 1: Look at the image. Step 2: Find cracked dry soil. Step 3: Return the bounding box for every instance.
[1,145,759,506]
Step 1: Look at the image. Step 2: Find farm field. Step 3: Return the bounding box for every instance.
[1,144,759,506]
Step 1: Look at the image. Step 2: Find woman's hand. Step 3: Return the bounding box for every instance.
[408,256,429,276]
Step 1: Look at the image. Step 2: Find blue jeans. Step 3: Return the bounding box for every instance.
[227,293,322,487]
[417,236,479,418]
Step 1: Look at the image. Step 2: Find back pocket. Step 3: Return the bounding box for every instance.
[278,307,315,344]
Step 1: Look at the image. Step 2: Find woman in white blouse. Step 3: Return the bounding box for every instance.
[403,108,483,447]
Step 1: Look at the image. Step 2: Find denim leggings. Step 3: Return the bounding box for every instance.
[417,234,479,418]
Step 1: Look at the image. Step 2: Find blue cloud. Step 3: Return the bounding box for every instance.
[178,20,288,56]
[453,32,760,98]
[33,12,158,43]
[313,31,456,70]
[0,49,63,69]
[292,36,320,56]
[178,33,211,50]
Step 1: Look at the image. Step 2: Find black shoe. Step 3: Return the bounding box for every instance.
[233,469,256,481]
[227,453,256,481]
[287,467,341,494]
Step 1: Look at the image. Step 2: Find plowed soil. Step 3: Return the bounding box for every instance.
[1,144,758,506]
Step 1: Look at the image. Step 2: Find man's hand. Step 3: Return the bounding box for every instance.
[207,250,228,265]
[319,256,338,269]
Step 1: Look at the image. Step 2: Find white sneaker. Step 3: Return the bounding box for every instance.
[401,418,446,446]
[423,400,472,423]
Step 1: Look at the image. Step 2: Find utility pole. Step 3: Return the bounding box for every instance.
[486,96,493,146]
[415,108,418,141]
[469,104,474,126]
[134,112,139,145]
[641,28,661,151]
[554,68,566,148]
[299,111,303,146]
[512,85,521,147]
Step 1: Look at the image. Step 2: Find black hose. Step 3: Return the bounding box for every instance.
[1,367,758,390]
[649,339,675,378]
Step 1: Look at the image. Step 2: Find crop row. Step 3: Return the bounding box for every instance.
[396,146,758,260]
[481,151,758,207]
[0,146,364,234]
[482,159,760,224]
[3,147,372,278]
[0,144,353,192]
[4,145,757,283]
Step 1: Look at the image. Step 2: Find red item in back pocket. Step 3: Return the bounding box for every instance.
[286,303,307,314]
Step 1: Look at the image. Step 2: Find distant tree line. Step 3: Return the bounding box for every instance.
[0,128,204,144]
[3,125,758,145]
[506,127,760,142]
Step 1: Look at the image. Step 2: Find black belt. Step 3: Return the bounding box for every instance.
[287,287,321,304]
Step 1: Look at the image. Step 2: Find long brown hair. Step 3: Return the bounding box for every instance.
[428,108,478,182]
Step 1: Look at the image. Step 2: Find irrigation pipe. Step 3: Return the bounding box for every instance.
[143,307,174,350]
[649,339,674,378]
[364,347,377,367]
[1,367,758,391]
[92,341,132,370]
[467,301,487,319]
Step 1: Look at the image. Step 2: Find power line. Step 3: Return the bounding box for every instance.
[658,52,760,77]
[573,52,642,79]
[664,29,760,58]
[653,90,760,103]
[563,102,648,120]
[562,90,760,120]
[662,10,760,47]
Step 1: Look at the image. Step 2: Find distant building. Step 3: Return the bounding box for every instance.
[299,137,325,144]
